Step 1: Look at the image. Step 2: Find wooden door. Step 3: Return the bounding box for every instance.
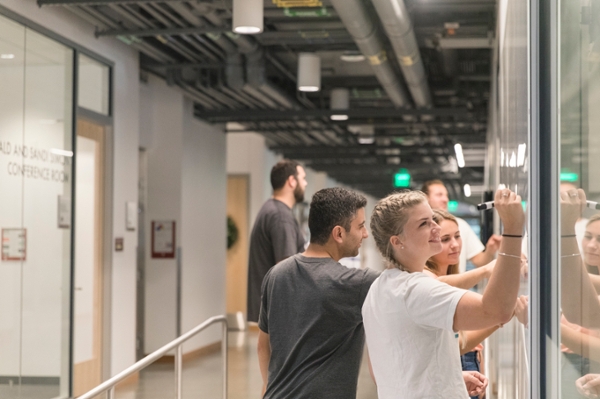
[226,175,249,316]
[73,119,105,396]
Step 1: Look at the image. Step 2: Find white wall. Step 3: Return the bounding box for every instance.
[1,0,140,376]
[143,77,226,353]
[142,75,183,352]
[226,132,279,224]
[181,98,226,350]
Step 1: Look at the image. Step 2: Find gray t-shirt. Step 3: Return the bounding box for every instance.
[247,199,305,322]
[259,254,379,399]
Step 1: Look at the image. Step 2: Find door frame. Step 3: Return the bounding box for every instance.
[72,108,114,394]
[226,174,250,321]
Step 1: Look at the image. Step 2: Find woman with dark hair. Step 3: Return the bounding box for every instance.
[362,188,524,399]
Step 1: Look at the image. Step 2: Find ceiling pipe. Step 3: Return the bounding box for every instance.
[223,33,300,109]
[329,0,411,108]
[370,0,432,107]
[247,50,299,109]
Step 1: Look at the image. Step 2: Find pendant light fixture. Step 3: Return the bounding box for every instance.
[297,53,321,92]
[330,88,350,120]
[233,0,263,34]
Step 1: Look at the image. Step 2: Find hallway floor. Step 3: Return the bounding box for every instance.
[116,330,378,399]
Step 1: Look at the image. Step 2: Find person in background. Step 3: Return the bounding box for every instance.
[257,187,379,398]
[247,160,308,323]
[363,188,524,398]
[421,180,502,273]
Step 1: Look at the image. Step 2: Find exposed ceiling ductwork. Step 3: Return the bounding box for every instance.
[40,0,495,199]
[328,0,411,108]
[370,0,432,108]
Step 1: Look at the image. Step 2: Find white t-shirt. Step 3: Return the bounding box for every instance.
[362,268,469,399]
[457,217,485,273]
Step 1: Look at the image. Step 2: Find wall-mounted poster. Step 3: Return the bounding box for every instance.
[2,228,27,261]
[151,221,175,259]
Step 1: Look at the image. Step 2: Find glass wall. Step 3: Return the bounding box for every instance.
[486,0,530,396]
[0,13,74,399]
[556,0,600,397]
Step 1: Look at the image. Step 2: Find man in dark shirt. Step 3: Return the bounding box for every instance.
[247,160,308,323]
[258,187,380,399]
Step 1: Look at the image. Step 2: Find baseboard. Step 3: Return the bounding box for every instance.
[152,341,222,364]
[0,376,59,385]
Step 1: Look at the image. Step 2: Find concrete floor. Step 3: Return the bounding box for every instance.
[116,330,377,399]
[1,330,376,399]
[0,383,59,399]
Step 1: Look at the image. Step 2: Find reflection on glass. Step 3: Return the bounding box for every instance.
[489,0,530,395]
[0,13,74,399]
[558,0,600,396]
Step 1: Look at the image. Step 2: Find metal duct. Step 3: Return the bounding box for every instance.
[329,0,410,108]
[370,0,432,107]
[224,33,300,109]
[226,53,245,90]
[246,49,299,109]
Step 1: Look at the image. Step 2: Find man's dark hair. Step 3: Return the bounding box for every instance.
[308,187,367,245]
[271,160,300,190]
[420,179,446,196]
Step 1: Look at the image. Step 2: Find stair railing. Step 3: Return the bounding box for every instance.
[78,315,228,399]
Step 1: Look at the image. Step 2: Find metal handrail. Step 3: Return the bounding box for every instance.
[78,315,228,399]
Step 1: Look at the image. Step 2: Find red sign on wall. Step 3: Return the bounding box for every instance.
[2,228,27,261]
[151,221,175,259]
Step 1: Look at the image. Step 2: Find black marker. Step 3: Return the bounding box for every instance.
[476,201,494,211]
[588,200,600,210]
[477,200,600,211]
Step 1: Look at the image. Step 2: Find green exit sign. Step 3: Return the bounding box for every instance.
[448,201,459,213]
[394,169,411,188]
[560,171,579,182]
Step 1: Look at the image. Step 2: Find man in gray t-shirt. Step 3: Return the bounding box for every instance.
[258,188,379,399]
[247,160,308,322]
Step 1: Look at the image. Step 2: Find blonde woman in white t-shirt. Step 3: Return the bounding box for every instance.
[362,189,524,399]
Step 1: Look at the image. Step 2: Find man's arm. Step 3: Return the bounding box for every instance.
[257,329,271,397]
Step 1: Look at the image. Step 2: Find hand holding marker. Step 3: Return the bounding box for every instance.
[477,200,600,211]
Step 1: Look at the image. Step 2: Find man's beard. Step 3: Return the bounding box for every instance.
[293,183,304,203]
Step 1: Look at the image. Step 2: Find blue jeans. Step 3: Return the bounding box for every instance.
[461,351,481,399]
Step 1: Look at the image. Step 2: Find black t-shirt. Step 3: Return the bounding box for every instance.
[247,199,305,322]
[259,254,380,399]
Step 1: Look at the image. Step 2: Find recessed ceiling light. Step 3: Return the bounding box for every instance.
[1,54,15,59]
[340,52,365,62]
